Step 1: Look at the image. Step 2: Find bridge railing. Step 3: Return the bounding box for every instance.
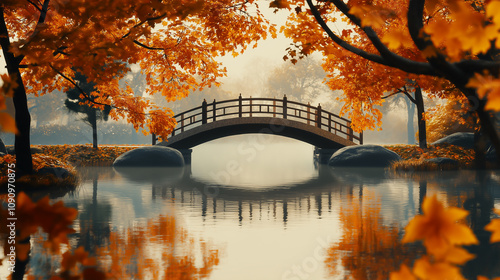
[153,95,363,145]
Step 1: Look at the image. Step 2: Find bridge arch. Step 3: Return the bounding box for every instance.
[157,95,362,150]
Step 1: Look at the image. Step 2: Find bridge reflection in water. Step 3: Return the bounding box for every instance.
[155,95,363,164]
[147,165,405,226]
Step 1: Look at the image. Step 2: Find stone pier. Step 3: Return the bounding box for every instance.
[314,147,338,164]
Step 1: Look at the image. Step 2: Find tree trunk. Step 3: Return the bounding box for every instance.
[415,86,427,149]
[91,110,98,150]
[474,98,500,165]
[404,96,416,144]
[0,9,33,176]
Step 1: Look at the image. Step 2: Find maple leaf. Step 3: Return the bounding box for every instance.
[382,30,414,50]
[0,112,18,134]
[413,257,466,280]
[349,5,386,29]
[487,1,500,27]
[402,195,478,256]
[467,72,500,111]
[0,74,17,97]
[269,0,291,9]
[441,246,475,265]
[484,209,500,243]
[390,264,417,280]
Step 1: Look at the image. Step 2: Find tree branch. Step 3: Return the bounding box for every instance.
[27,0,43,12]
[306,0,388,65]
[133,40,165,51]
[121,13,167,39]
[49,64,162,119]
[381,89,403,99]
[323,0,436,75]
[49,64,113,108]
[407,0,472,89]
[402,86,417,104]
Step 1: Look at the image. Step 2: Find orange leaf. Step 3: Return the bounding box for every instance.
[485,209,500,243]
[390,264,417,280]
[0,112,18,134]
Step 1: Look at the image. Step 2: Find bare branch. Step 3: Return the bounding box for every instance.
[27,0,43,12]
[381,89,402,99]
[49,64,112,108]
[401,86,417,104]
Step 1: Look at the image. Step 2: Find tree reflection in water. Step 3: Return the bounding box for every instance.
[94,214,219,279]
[325,190,422,280]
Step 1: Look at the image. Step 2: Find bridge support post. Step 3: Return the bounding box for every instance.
[316,104,322,128]
[347,121,354,141]
[314,147,339,165]
[202,99,208,124]
[239,94,243,118]
[177,148,193,165]
[213,99,216,121]
[283,95,287,119]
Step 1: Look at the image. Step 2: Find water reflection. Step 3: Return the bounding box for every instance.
[12,163,500,280]
[94,215,219,279]
[325,191,423,280]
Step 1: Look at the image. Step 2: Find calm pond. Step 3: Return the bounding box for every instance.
[16,137,500,279]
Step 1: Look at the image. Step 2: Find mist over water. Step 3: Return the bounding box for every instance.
[192,135,316,188]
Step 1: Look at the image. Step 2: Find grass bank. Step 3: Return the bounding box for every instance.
[384,143,477,172]
[0,144,139,192]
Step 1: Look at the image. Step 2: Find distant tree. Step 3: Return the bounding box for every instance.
[382,84,427,148]
[28,90,66,127]
[265,57,331,103]
[65,72,111,149]
[381,88,417,145]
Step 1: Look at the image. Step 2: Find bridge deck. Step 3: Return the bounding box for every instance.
[156,95,362,148]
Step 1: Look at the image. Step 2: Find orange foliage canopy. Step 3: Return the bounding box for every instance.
[0,0,276,138]
[275,0,500,133]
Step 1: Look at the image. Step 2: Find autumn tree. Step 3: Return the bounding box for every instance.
[275,0,500,156]
[65,71,112,149]
[381,86,417,144]
[426,98,476,142]
[264,56,334,104]
[0,0,276,176]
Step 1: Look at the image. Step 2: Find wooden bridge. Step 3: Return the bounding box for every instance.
[156,95,362,151]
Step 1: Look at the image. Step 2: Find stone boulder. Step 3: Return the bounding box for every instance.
[328,145,402,167]
[6,146,14,154]
[37,167,72,180]
[486,146,498,163]
[113,146,184,167]
[432,132,475,149]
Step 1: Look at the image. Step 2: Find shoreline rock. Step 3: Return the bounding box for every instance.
[329,145,402,168]
[113,146,185,167]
